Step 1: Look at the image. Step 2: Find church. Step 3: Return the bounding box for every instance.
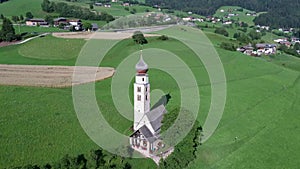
[129,52,167,156]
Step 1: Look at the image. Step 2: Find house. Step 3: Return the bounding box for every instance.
[68,19,82,31]
[274,38,287,43]
[279,41,291,48]
[182,17,192,22]
[53,17,67,26]
[129,53,169,157]
[94,2,102,6]
[111,0,118,2]
[223,21,232,25]
[122,2,130,6]
[237,44,254,56]
[256,43,277,55]
[69,19,81,26]
[291,37,300,44]
[26,18,48,26]
[104,3,111,8]
[91,23,99,31]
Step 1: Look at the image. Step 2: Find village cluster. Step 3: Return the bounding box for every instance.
[237,37,300,56]
[25,17,99,31]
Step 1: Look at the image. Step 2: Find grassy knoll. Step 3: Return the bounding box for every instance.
[1,25,300,169]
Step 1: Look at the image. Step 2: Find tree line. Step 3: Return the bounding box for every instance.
[145,0,300,28]
[41,0,114,22]
[7,148,132,169]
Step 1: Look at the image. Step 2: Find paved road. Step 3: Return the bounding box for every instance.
[15,33,50,45]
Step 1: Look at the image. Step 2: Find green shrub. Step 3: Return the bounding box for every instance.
[220,42,236,51]
[215,27,229,37]
[158,35,169,41]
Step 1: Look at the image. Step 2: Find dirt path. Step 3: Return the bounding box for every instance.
[0,64,114,88]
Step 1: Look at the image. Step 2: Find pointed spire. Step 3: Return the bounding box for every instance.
[135,50,148,74]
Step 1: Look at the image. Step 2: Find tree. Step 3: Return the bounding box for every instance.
[69,25,75,32]
[220,42,236,51]
[89,3,94,10]
[20,15,24,21]
[83,22,92,31]
[237,33,251,44]
[233,32,240,39]
[25,12,34,19]
[294,42,300,50]
[41,0,54,12]
[0,17,15,41]
[11,16,19,23]
[132,31,148,45]
[248,29,262,40]
[45,15,54,25]
[215,27,229,37]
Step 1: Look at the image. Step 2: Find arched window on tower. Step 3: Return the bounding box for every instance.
[137,95,141,101]
[137,87,141,92]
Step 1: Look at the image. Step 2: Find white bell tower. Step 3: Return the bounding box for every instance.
[134,51,150,131]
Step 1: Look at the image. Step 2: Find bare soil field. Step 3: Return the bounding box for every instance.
[0,64,114,88]
[52,32,159,40]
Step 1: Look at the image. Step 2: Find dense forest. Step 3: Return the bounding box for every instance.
[0,0,9,3]
[145,0,300,28]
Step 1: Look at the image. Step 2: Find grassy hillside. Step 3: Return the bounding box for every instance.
[0,0,46,17]
[0,26,300,168]
[214,6,259,26]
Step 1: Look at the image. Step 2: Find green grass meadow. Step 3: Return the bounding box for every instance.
[0,0,45,17]
[214,6,258,26]
[0,25,300,169]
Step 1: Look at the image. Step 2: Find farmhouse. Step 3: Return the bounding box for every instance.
[69,19,82,30]
[53,17,67,26]
[26,18,48,26]
[238,43,277,56]
[129,52,168,157]
[279,41,291,47]
[237,44,254,56]
[256,43,277,55]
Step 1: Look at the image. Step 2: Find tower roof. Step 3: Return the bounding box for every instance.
[135,50,148,73]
